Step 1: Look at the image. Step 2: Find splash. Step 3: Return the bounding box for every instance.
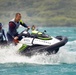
[0,41,76,65]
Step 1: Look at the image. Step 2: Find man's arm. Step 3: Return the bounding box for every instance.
[20,20,28,28]
[2,29,6,40]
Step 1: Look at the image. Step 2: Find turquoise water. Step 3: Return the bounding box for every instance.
[0,27,76,75]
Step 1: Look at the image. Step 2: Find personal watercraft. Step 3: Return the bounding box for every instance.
[17,29,68,56]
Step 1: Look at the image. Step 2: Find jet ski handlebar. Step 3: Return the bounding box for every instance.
[26,28,30,31]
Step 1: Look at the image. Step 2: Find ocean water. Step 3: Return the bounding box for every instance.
[0,27,76,75]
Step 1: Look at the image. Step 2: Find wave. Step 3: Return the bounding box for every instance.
[0,41,76,65]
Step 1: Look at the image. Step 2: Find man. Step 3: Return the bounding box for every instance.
[7,13,30,43]
[0,23,6,42]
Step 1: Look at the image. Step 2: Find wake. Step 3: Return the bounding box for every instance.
[0,41,76,65]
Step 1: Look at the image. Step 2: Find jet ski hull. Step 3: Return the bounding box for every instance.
[19,36,68,56]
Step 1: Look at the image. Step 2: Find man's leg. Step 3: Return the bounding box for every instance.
[7,33,13,43]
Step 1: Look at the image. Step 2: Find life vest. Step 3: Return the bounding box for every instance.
[10,19,20,29]
[8,19,21,36]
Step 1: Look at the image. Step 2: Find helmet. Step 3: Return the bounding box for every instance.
[0,23,2,27]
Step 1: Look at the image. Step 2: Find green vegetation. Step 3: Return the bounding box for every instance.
[0,0,76,27]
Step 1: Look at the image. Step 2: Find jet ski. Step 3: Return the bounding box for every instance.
[17,29,68,56]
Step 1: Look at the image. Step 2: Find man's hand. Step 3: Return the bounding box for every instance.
[28,26,30,29]
[14,36,18,40]
[13,36,19,45]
